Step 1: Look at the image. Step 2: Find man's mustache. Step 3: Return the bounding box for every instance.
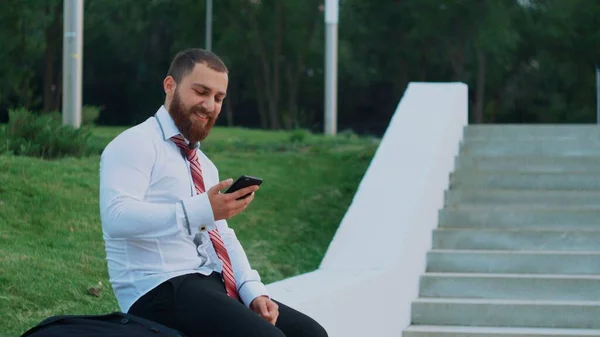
[189,106,213,119]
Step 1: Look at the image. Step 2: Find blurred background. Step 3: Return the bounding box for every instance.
[2,0,600,137]
[3,2,600,335]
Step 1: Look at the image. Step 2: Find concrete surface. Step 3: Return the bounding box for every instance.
[404,124,600,337]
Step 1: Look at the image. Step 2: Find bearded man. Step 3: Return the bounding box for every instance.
[99,48,328,337]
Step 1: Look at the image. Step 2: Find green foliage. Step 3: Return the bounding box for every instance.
[0,124,8,155]
[338,128,359,140]
[2,0,600,130]
[1,108,95,159]
[82,105,102,126]
[289,128,311,143]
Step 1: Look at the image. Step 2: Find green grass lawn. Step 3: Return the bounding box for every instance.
[0,126,378,336]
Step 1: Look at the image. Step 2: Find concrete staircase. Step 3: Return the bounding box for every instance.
[404,125,600,337]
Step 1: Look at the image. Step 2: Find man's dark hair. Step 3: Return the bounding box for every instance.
[167,48,228,83]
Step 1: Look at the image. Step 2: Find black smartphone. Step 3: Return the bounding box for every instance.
[224,175,263,200]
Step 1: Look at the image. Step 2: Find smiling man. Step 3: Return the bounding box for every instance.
[99,48,327,337]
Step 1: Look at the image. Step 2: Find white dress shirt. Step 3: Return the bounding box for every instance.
[99,105,268,313]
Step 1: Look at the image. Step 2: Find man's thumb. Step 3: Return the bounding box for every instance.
[210,178,233,194]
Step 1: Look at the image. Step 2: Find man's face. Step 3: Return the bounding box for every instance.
[165,62,228,143]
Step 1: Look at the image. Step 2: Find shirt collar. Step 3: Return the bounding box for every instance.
[155,105,182,141]
[155,105,201,150]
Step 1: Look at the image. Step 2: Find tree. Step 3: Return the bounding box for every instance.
[217,0,322,129]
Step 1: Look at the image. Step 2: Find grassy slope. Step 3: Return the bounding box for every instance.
[0,126,377,336]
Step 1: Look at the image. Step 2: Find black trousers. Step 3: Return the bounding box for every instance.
[128,272,328,337]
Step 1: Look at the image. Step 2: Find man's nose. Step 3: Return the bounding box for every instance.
[202,97,215,112]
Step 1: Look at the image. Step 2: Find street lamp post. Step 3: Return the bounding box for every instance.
[324,0,338,135]
[62,0,84,128]
[596,66,600,124]
[206,0,213,52]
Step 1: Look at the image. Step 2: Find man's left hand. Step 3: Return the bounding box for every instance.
[250,296,279,325]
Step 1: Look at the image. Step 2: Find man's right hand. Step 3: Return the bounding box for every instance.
[207,179,260,221]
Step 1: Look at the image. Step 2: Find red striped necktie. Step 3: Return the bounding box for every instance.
[171,135,240,300]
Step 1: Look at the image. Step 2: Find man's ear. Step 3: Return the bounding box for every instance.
[163,76,177,95]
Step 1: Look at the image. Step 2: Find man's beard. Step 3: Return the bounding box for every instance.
[168,89,216,143]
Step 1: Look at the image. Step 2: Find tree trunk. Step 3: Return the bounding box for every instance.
[19,15,30,109]
[267,1,284,129]
[285,65,297,129]
[491,93,501,123]
[253,66,268,129]
[224,81,235,127]
[283,1,320,129]
[474,49,486,123]
[247,5,279,129]
[43,2,62,113]
[447,43,465,81]
[225,100,234,127]
[55,72,63,111]
[419,45,428,81]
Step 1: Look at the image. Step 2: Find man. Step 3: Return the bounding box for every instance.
[99,48,328,337]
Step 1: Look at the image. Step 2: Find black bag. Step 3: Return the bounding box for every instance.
[20,312,186,337]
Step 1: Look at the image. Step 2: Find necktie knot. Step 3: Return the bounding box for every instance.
[171,135,198,160]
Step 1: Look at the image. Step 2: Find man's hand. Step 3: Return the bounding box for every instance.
[208,179,259,221]
[250,296,279,325]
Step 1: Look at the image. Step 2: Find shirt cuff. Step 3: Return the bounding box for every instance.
[179,193,216,235]
[238,280,269,308]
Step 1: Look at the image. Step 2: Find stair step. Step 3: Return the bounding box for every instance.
[410,126,600,334]
[404,325,600,337]
[412,298,600,329]
[445,189,600,207]
[450,171,600,190]
[419,273,600,301]
[432,228,600,251]
[463,125,600,141]
[456,155,600,173]
[426,250,600,274]
[439,208,600,230]
[427,249,600,275]
[460,139,600,156]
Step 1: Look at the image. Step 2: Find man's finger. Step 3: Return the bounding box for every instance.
[230,192,255,212]
[269,307,279,325]
[259,301,270,318]
[208,178,233,195]
[269,311,278,325]
[267,301,278,315]
[266,300,279,324]
[225,185,259,201]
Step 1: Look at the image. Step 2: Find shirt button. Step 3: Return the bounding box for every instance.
[199,225,207,231]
